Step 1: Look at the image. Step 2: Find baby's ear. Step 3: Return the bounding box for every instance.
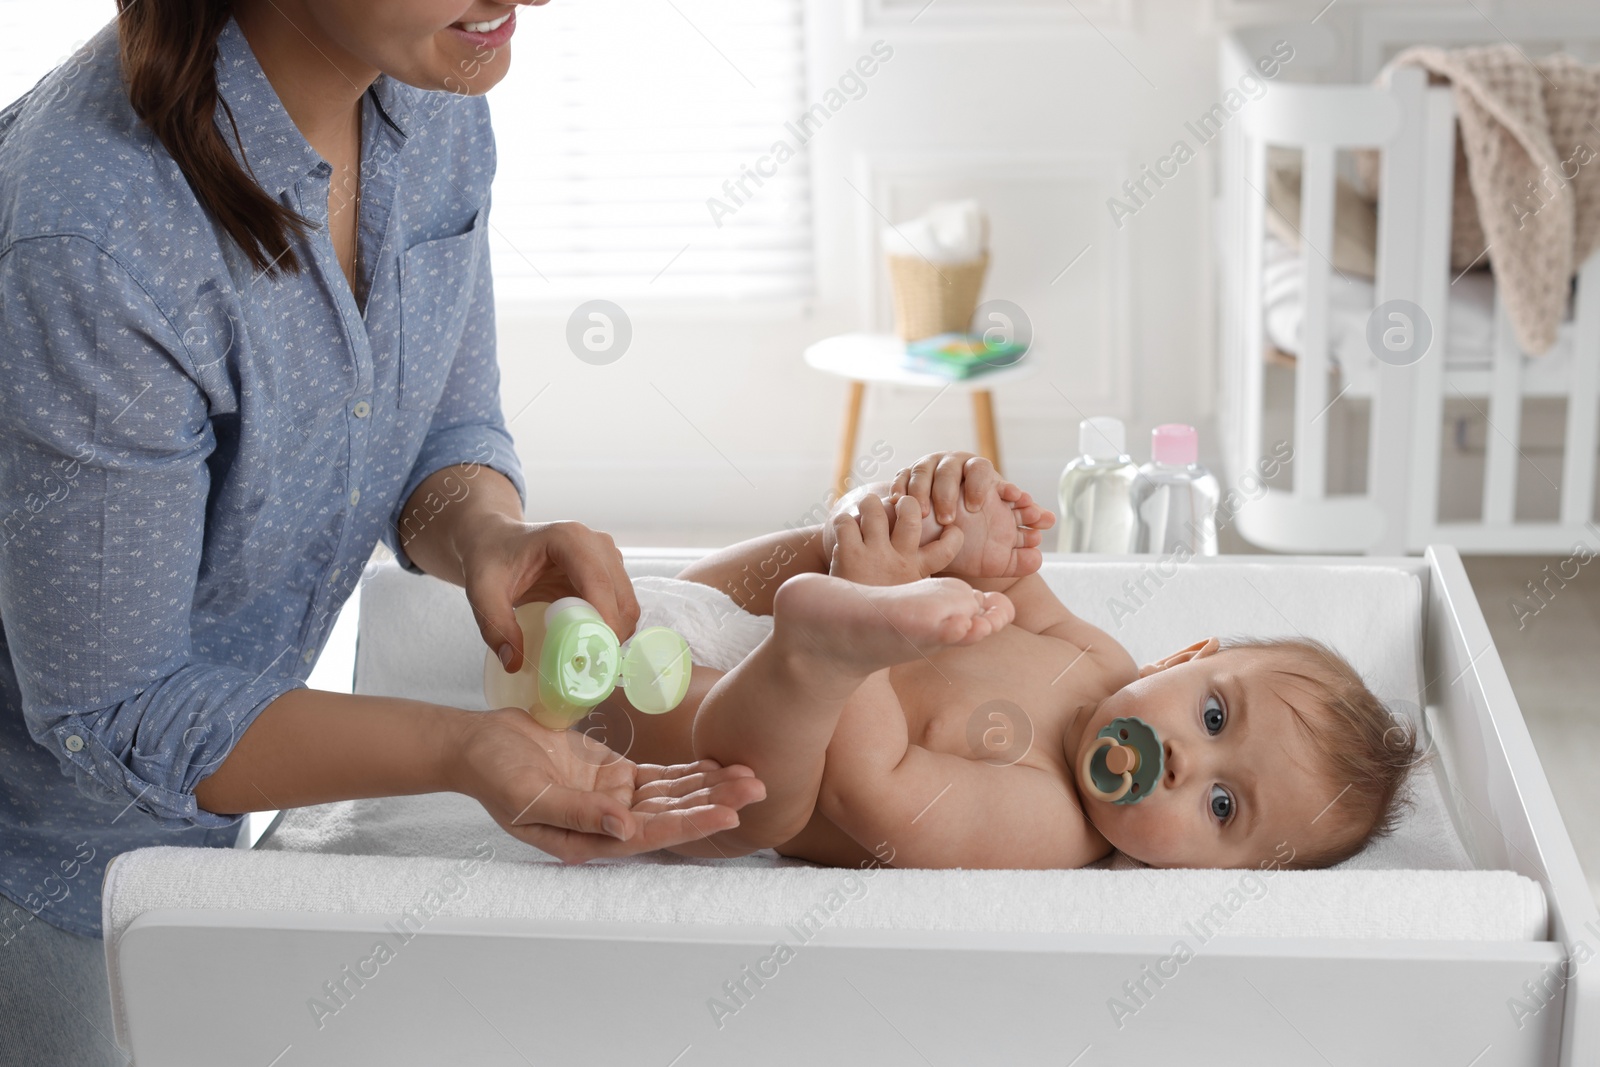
[1139,636,1221,677]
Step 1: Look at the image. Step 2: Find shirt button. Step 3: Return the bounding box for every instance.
[303,649,316,664]
[330,567,341,581]
[349,488,361,506]
[64,735,83,752]
[353,400,370,418]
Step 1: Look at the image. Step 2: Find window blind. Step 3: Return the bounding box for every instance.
[487,0,814,302]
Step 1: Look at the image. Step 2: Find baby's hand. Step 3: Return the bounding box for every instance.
[829,493,965,586]
[889,452,1056,578]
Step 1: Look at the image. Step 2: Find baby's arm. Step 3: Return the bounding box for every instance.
[678,451,1046,611]
[817,682,1103,869]
[675,527,830,616]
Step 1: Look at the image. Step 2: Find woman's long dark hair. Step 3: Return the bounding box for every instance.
[114,0,314,278]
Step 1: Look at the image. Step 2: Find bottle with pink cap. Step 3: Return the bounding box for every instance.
[1129,423,1220,554]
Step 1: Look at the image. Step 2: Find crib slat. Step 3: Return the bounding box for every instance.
[1242,133,1268,474]
[1483,293,1523,524]
[1294,144,1336,500]
[1407,87,1457,547]
[1367,67,1428,554]
[1561,253,1600,526]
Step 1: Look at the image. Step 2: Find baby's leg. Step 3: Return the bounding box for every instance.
[673,527,830,616]
[665,571,1012,858]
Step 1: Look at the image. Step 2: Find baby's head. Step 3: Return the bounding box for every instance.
[1068,635,1425,871]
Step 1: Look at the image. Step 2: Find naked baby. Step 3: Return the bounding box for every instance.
[573,451,1421,872]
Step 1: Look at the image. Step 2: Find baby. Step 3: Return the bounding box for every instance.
[577,451,1421,872]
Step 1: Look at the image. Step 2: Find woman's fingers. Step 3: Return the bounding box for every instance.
[631,774,768,815]
[632,761,759,801]
[633,757,738,785]
[511,804,745,863]
[549,523,640,639]
[464,563,529,674]
[507,779,635,840]
[512,756,762,861]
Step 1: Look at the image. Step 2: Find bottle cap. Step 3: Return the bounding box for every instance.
[537,598,693,721]
[1151,423,1198,466]
[619,627,693,715]
[1078,416,1126,460]
[539,600,620,714]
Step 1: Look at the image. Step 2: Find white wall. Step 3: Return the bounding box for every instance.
[492,0,1228,542]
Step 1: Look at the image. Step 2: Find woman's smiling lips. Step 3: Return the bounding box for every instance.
[448,8,515,49]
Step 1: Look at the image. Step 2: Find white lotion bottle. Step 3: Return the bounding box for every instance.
[1056,416,1138,553]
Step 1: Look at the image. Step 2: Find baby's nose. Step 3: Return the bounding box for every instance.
[1163,741,1178,787]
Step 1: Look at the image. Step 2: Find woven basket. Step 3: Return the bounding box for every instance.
[886,250,989,341]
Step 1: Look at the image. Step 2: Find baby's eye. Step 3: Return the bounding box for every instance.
[1210,784,1234,823]
[1202,694,1226,735]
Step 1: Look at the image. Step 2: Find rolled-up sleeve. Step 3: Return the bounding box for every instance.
[385,189,528,575]
[0,235,307,828]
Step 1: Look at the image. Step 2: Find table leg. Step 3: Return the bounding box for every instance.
[833,381,866,501]
[973,389,1001,475]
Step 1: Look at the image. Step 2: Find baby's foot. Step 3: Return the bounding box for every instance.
[773,572,1014,682]
[914,479,1049,579]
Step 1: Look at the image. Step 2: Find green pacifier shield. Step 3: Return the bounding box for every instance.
[1090,716,1164,805]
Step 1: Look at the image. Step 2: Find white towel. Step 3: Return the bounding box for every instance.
[103,845,1547,946]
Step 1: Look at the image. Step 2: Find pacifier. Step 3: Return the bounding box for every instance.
[1079,716,1164,804]
[483,597,693,731]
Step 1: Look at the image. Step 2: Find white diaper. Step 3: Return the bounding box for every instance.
[632,575,774,672]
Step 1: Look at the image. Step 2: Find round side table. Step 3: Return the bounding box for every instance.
[803,332,1038,498]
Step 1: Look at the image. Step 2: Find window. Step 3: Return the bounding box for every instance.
[0,2,109,117]
[1,1,815,304]
[486,0,814,303]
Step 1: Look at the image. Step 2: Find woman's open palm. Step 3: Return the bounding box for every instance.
[451,707,766,862]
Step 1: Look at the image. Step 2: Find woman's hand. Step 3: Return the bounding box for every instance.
[446,707,767,862]
[455,515,641,674]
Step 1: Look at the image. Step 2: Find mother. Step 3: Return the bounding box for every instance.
[0,2,763,1062]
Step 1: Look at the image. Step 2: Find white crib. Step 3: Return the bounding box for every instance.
[1217,19,1600,554]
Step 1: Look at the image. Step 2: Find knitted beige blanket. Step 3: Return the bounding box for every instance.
[1357,45,1600,356]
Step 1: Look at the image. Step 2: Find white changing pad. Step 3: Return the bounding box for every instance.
[1262,232,1578,394]
[341,553,1474,873]
[103,842,1546,944]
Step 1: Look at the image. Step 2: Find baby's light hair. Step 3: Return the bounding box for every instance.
[1218,636,1429,869]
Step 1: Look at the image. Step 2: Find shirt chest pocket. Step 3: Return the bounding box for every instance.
[397,207,484,410]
